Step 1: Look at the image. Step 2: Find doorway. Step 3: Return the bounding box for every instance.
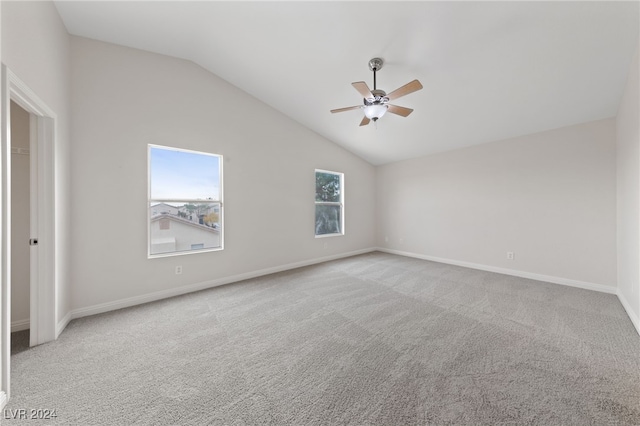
[1,65,58,404]
[10,101,31,353]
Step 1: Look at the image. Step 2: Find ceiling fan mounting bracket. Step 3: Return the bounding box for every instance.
[364,89,388,105]
[368,58,384,72]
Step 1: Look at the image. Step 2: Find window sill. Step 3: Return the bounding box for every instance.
[315,233,344,239]
[148,246,224,259]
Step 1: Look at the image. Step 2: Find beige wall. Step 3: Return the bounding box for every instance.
[69,36,375,310]
[616,45,640,330]
[2,1,72,327]
[376,119,617,289]
[10,101,30,327]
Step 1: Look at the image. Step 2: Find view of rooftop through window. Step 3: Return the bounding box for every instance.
[148,145,223,256]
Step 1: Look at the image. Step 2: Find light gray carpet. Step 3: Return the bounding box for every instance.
[10,330,29,356]
[5,252,640,425]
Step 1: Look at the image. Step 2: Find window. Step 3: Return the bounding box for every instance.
[315,169,344,237]
[148,145,223,257]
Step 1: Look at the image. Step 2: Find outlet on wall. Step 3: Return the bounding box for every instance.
[175,265,183,275]
[323,242,328,249]
[507,252,515,260]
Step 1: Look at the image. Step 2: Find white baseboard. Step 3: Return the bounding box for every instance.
[376,247,617,295]
[10,319,29,333]
[617,290,640,336]
[70,248,376,321]
[56,311,72,338]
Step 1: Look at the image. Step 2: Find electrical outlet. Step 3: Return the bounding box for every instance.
[385,236,389,243]
[323,242,328,249]
[175,265,183,275]
[507,252,514,260]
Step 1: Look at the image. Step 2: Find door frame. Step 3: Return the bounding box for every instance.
[1,64,57,402]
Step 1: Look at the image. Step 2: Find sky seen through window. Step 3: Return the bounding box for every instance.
[150,146,221,201]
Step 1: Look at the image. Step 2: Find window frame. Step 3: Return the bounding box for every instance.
[147,144,224,258]
[314,169,344,238]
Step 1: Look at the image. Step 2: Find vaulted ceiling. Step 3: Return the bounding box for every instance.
[54,1,639,165]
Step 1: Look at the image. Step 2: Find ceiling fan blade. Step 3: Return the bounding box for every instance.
[386,79,423,101]
[387,104,414,117]
[359,116,371,126]
[352,81,374,100]
[331,105,362,114]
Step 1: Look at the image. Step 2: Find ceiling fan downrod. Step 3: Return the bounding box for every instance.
[368,57,383,92]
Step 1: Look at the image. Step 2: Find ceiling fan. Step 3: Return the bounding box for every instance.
[331,58,423,126]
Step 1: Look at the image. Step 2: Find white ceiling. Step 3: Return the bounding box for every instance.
[54,1,639,165]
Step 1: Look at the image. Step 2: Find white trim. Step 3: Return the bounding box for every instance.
[71,248,376,320]
[1,64,11,399]
[6,71,56,118]
[314,233,343,239]
[10,319,29,333]
[617,290,640,336]
[0,391,6,411]
[376,247,617,295]
[56,310,71,338]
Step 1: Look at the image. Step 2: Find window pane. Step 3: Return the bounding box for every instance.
[149,201,221,255]
[315,204,342,235]
[150,146,221,200]
[315,171,341,202]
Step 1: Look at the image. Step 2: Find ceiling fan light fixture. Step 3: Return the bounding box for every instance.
[364,104,388,121]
